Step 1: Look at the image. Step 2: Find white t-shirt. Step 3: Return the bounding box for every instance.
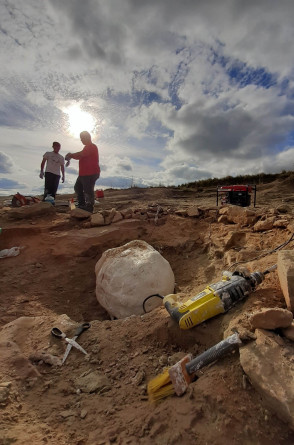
[43,151,64,176]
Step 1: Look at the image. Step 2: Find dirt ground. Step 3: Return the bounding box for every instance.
[1,180,294,445]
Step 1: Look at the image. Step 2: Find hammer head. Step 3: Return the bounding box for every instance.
[168,353,194,396]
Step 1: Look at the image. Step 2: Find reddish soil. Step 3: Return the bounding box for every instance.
[1,182,294,445]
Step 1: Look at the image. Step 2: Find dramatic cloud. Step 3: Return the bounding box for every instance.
[1,0,294,194]
[0,178,23,189]
[0,152,13,173]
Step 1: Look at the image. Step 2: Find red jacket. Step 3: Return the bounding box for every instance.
[72,143,100,176]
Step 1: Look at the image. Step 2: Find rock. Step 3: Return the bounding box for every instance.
[95,240,175,319]
[75,371,111,394]
[276,204,292,214]
[0,341,41,381]
[0,386,10,403]
[120,209,133,219]
[253,217,276,232]
[224,231,247,251]
[29,351,62,366]
[225,206,258,226]
[175,209,188,217]
[70,208,91,219]
[287,221,294,233]
[186,206,200,217]
[133,370,145,386]
[266,207,279,216]
[104,208,117,225]
[0,381,12,388]
[218,215,229,224]
[82,221,92,228]
[240,329,294,429]
[282,322,294,341]
[167,352,187,366]
[90,212,105,227]
[60,410,76,418]
[112,211,123,223]
[219,206,229,215]
[273,219,288,228]
[250,308,293,330]
[223,250,238,266]
[8,202,55,219]
[277,250,294,311]
[208,209,218,218]
[80,409,88,419]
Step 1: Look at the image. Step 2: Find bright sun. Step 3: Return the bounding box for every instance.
[64,105,96,138]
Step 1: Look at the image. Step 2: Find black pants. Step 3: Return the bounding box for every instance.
[44,172,60,199]
[74,174,100,210]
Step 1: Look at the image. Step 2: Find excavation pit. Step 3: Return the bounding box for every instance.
[1,186,294,444]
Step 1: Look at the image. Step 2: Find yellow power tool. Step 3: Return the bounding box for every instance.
[164,266,276,330]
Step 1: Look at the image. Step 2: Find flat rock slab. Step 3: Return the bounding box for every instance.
[8,202,55,219]
[224,206,258,226]
[70,208,91,219]
[240,329,294,429]
[277,250,294,311]
[253,217,276,232]
[250,308,293,330]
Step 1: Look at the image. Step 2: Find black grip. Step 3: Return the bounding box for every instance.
[73,322,91,338]
[51,327,63,338]
[186,333,241,375]
[164,301,186,323]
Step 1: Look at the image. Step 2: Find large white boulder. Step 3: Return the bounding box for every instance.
[95,240,175,319]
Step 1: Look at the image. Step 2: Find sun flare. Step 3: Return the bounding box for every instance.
[64,105,96,138]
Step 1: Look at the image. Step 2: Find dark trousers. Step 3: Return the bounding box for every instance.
[74,174,100,210]
[44,172,60,199]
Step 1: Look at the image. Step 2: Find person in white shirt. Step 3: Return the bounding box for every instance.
[39,142,65,200]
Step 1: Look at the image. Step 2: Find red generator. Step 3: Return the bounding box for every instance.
[216,185,256,207]
[95,189,104,199]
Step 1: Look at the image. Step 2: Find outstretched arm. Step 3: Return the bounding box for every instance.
[40,159,46,179]
[61,165,65,183]
[66,150,84,160]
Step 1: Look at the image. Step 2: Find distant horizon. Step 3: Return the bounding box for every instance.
[0,168,291,199]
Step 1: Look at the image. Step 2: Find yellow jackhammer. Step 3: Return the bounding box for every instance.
[163,265,277,330]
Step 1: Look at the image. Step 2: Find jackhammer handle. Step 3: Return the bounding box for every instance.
[186,333,242,376]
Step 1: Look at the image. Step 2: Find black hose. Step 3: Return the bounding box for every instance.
[228,232,294,270]
[142,293,164,313]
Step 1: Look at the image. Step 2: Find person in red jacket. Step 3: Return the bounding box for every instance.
[65,131,100,213]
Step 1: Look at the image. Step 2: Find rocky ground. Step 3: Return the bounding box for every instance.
[1,179,294,445]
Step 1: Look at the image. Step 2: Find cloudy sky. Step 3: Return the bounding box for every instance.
[1,0,294,195]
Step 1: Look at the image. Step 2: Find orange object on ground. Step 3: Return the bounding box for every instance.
[95,190,104,198]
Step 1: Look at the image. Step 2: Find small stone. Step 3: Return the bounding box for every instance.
[158,355,168,365]
[80,409,88,419]
[0,382,12,388]
[0,386,10,403]
[60,410,75,418]
[282,322,294,341]
[133,370,145,386]
[242,374,247,390]
[75,371,111,394]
